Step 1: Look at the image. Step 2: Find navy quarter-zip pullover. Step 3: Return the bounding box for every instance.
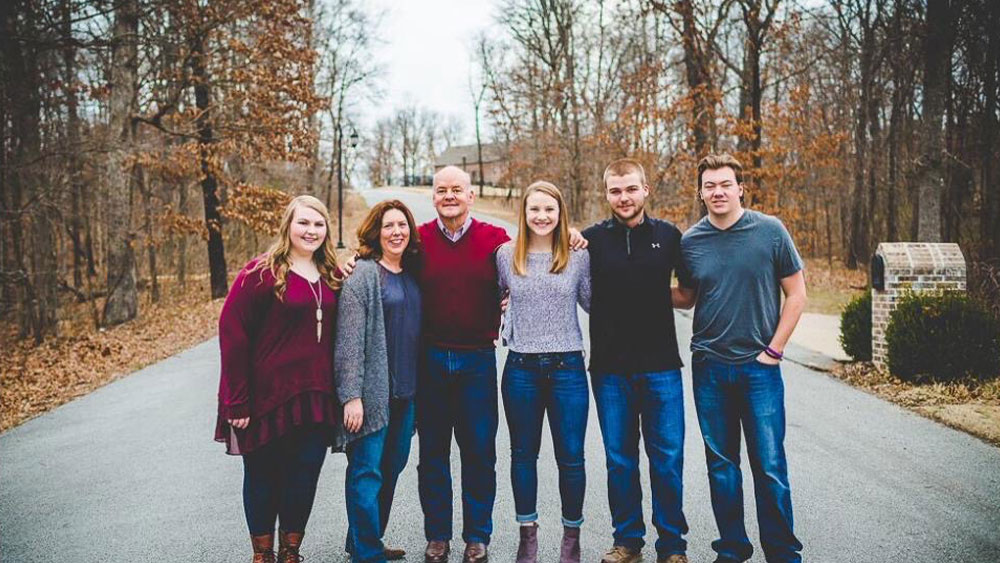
[583,215,688,374]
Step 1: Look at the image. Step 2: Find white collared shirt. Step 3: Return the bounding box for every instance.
[437,215,473,242]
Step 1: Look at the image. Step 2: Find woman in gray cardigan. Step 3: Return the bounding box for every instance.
[334,200,422,563]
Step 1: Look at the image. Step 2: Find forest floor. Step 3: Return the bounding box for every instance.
[0,192,369,432]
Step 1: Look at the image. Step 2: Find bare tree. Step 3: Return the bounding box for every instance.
[103,0,140,324]
[915,0,953,242]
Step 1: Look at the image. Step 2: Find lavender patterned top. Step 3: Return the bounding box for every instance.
[496,243,591,354]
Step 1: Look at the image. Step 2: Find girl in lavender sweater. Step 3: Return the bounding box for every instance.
[496,181,591,563]
[215,195,342,563]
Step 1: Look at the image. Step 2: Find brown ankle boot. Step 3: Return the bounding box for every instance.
[516,523,538,563]
[277,530,304,563]
[559,526,580,563]
[251,534,276,563]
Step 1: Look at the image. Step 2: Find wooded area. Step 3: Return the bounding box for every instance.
[467,0,999,272]
[1,0,382,343]
[2,0,998,347]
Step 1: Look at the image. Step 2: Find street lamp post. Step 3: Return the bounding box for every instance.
[336,123,360,249]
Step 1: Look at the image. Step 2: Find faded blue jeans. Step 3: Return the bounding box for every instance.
[501,350,588,527]
[345,398,417,563]
[692,356,802,563]
[417,346,498,544]
[592,369,688,558]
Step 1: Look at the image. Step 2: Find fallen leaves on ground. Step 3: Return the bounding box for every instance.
[1,193,370,433]
[0,281,224,432]
[830,362,1000,446]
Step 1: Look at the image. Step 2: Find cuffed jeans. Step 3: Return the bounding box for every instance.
[242,425,328,536]
[345,398,417,563]
[692,357,802,563]
[501,350,588,527]
[592,369,688,558]
[417,346,498,544]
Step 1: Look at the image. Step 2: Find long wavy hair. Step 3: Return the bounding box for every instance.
[248,195,341,300]
[356,199,421,271]
[513,181,570,276]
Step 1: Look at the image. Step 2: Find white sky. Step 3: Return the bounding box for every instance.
[369,0,499,145]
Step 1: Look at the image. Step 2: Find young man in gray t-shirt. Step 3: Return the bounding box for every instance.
[673,154,807,563]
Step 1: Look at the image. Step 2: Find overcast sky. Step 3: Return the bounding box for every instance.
[369,0,499,145]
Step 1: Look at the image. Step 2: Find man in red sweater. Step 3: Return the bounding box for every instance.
[417,166,510,563]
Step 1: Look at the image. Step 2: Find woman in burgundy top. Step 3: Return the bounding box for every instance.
[215,195,342,563]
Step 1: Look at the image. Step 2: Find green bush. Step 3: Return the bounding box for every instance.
[839,291,872,361]
[885,291,1000,383]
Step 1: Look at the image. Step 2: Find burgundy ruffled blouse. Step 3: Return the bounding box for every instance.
[214,258,340,455]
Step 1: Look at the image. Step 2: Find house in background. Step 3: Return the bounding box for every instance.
[433,142,507,187]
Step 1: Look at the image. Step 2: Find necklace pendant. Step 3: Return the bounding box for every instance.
[316,321,322,343]
[316,307,322,322]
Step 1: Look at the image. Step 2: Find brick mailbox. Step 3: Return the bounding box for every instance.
[871,242,966,368]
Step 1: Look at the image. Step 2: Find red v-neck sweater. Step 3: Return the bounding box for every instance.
[417,218,510,349]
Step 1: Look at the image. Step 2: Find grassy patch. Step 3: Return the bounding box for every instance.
[802,258,867,315]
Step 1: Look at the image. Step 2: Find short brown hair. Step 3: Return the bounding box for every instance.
[356,200,421,269]
[697,153,745,204]
[603,158,647,188]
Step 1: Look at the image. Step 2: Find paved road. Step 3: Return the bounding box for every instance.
[2,187,998,562]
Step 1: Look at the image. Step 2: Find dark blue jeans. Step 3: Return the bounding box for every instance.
[345,398,417,563]
[242,425,328,536]
[501,351,588,526]
[692,357,802,563]
[592,369,688,558]
[417,346,498,544]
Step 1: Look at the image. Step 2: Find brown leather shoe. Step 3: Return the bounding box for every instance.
[384,546,407,560]
[657,555,688,563]
[462,542,488,563]
[251,533,277,563]
[600,545,641,563]
[425,540,450,563]
[277,530,303,563]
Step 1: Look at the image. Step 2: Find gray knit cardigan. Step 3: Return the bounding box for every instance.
[332,259,391,451]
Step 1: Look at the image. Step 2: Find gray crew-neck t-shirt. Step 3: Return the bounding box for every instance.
[679,210,803,364]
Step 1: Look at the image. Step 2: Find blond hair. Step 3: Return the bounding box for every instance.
[248,195,341,300]
[513,181,570,276]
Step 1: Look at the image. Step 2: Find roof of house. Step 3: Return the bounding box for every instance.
[434,143,505,167]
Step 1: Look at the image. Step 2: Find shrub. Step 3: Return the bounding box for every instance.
[885,291,1000,383]
[839,291,872,361]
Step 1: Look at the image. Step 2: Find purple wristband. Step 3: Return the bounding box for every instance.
[764,346,783,360]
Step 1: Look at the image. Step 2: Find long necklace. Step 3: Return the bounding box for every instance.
[304,275,323,343]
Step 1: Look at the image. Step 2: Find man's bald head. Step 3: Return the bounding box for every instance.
[434,165,472,190]
[432,165,474,225]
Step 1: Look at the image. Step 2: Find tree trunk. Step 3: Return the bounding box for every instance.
[982,0,999,256]
[62,0,85,290]
[138,156,158,303]
[177,184,187,287]
[915,0,951,242]
[190,32,228,299]
[102,0,140,326]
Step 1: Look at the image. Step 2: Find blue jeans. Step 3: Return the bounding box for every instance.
[242,425,328,536]
[417,346,498,544]
[592,369,688,558]
[501,351,588,527]
[345,399,417,563]
[692,357,802,563]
